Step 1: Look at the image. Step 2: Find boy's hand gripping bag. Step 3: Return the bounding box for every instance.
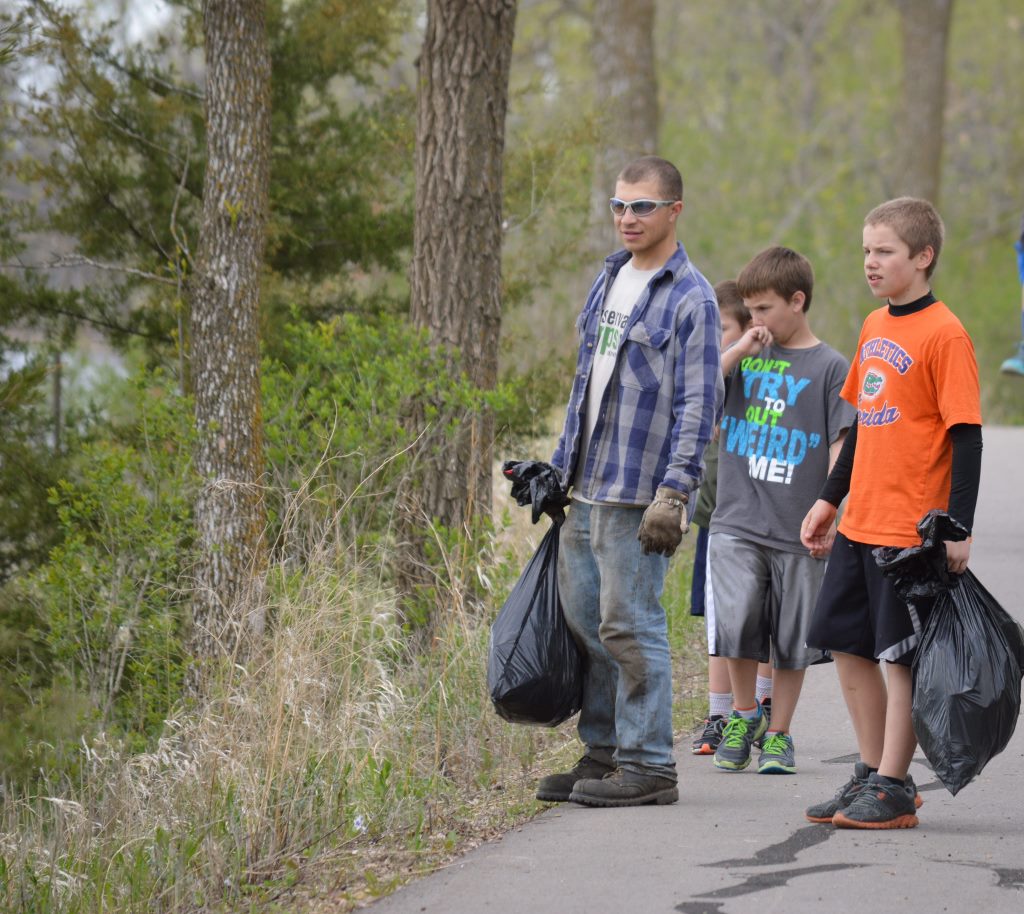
[876,511,1024,796]
[487,524,583,726]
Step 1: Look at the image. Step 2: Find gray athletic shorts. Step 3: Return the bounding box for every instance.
[708,531,827,670]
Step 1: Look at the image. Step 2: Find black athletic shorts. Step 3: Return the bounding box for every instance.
[806,532,934,666]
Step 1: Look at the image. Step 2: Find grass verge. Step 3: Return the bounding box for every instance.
[0,473,707,914]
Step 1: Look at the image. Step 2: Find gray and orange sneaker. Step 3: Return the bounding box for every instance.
[691,715,727,755]
[806,763,924,824]
[832,772,919,829]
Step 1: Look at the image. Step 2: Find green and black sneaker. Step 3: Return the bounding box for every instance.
[757,731,797,774]
[713,706,767,772]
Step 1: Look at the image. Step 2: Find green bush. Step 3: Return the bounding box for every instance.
[261,314,529,555]
[2,318,547,783]
[0,371,193,784]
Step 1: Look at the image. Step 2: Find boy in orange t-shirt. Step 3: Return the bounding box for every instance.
[800,197,982,829]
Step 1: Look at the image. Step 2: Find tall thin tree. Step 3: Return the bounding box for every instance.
[408,0,517,547]
[588,0,659,255]
[892,0,954,203]
[186,0,271,681]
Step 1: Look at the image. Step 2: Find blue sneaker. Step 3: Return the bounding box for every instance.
[1000,341,1024,376]
[713,707,767,771]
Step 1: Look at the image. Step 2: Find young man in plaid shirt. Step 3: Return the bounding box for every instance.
[537,156,723,807]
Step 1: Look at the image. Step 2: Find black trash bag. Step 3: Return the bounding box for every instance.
[502,460,570,525]
[487,524,583,726]
[874,510,1024,795]
[873,509,969,604]
[910,570,1024,795]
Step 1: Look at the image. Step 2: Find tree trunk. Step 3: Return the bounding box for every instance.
[409,0,517,542]
[186,0,271,682]
[893,0,954,203]
[588,0,659,254]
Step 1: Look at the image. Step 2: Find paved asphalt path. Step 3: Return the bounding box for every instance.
[368,426,1024,914]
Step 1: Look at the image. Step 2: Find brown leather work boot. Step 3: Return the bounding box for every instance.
[536,751,616,802]
[569,766,678,807]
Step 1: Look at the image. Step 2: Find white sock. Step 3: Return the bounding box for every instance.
[736,705,759,719]
[709,692,732,718]
[756,675,773,704]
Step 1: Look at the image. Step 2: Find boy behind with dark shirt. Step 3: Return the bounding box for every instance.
[801,197,983,829]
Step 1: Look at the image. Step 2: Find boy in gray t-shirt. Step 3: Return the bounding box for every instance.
[708,247,855,776]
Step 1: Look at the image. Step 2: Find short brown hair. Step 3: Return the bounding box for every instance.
[736,246,814,312]
[618,156,683,202]
[864,197,944,279]
[713,279,751,328]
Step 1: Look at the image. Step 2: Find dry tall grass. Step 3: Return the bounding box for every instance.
[0,454,705,913]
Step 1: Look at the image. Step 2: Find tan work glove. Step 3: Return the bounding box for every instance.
[638,486,689,557]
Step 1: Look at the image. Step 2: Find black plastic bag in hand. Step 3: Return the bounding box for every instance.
[873,509,970,604]
[502,460,570,525]
[875,510,1024,794]
[910,570,1024,795]
[487,524,583,726]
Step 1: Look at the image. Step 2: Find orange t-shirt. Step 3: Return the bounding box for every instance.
[838,301,981,547]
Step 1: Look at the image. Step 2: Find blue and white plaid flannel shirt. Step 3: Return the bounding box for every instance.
[552,242,724,506]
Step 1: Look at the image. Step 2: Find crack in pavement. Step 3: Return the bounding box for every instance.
[702,824,835,867]
[678,863,865,907]
[675,824,863,909]
[938,861,1024,893]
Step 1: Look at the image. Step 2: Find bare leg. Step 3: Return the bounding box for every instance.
[878,662,916,779]
[726,656,758,709]
[708,654,731,694]
[833,651,887,767]
[765,667,805,732]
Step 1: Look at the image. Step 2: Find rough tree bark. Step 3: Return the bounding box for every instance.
[408,0,517,545]
[588,0,659,255]
[186,0,271,682]
[893,0,954,203]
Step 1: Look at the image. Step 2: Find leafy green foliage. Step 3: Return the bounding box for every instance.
[265,0,414,280]
[0,315,545,781]
[5,0,414,360]
[2,370,194,779]
[654,0,1024,425]
[261,314,527,557]
[0,354,63,582]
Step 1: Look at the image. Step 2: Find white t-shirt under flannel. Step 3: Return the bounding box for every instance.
[551,243,724,507]
[573,262,659,502]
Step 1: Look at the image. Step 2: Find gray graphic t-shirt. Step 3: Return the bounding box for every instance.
[710,341,856,553]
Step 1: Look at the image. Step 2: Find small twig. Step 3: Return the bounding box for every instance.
[4,254,176,286]
[89,108,192,172]
[170,148,194,270]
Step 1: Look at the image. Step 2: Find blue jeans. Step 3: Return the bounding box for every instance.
[557,500,676,780]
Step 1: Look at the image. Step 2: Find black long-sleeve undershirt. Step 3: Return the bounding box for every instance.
[817,420,983,534]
